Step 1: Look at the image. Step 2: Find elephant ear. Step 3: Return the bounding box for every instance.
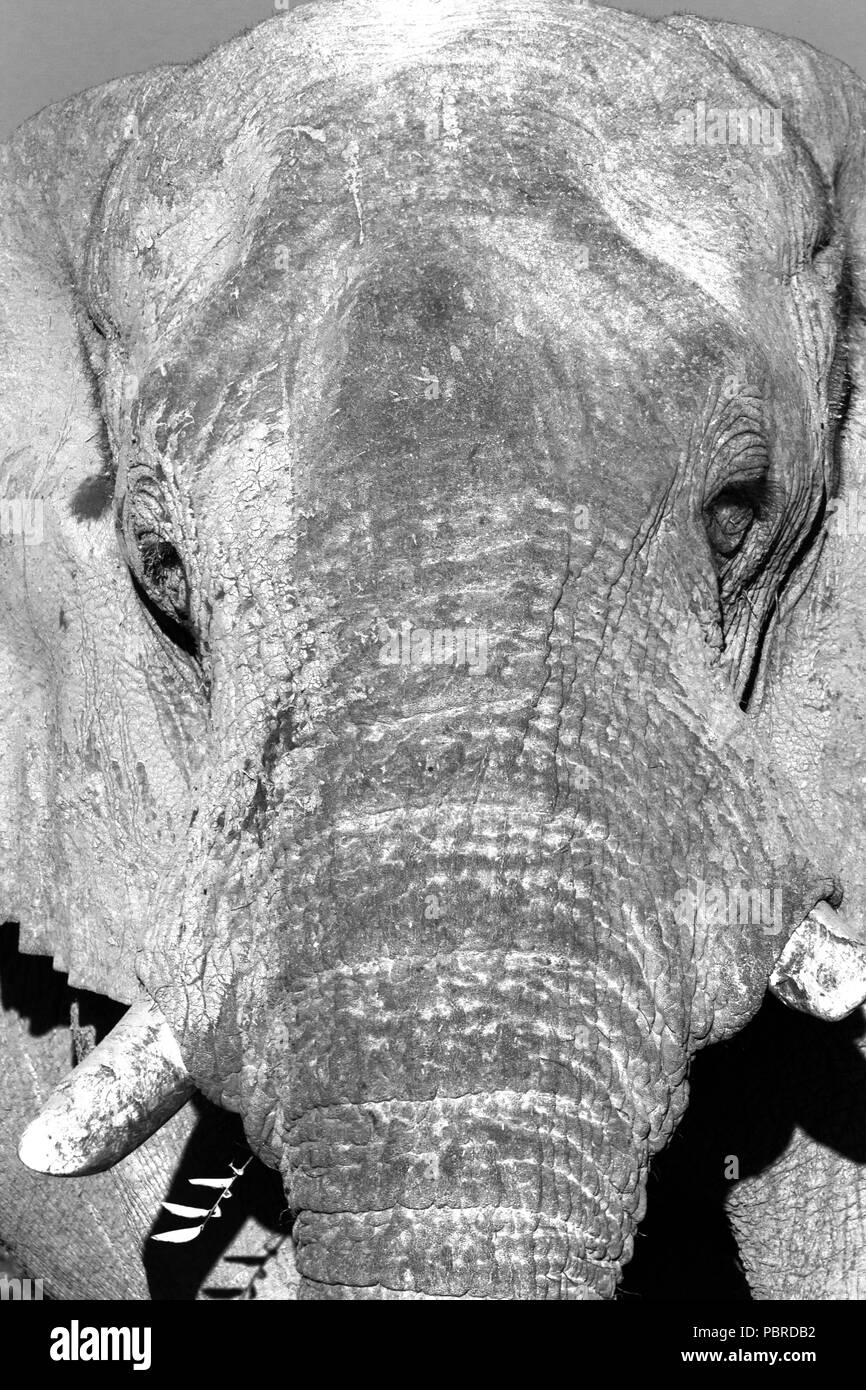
[659,17,866,946]
[0,70,203,1004]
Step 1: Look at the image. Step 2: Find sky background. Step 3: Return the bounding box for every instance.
[1,0,864,139]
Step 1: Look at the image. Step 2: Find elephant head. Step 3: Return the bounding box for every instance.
[3,0,866,1299]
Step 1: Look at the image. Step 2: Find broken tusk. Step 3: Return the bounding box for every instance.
[769,900,866,1023]
[18,996,194,1176]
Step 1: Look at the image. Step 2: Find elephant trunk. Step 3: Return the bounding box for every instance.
[281,947,682,1300]
[139,559,836,1297]
[245,733,693,1298]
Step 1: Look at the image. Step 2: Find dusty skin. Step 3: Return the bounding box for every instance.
[2,0,866,1299]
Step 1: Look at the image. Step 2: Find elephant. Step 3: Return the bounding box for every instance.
[3,0,866,1300]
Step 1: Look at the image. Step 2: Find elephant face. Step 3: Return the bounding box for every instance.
[3,0,866,1299]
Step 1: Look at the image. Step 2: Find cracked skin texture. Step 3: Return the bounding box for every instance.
[2,0,866,1297]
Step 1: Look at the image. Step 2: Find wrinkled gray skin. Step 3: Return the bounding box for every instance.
[2,0,866,1299]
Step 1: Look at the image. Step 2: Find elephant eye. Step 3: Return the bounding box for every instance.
[138,534,190,619]
[125,515,198,660]
[704,475,772,560]
[704,487,757,556]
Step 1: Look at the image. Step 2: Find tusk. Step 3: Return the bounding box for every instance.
[769,900,866,1023]
[18,996,195,1176]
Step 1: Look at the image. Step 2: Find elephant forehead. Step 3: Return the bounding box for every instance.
[86,0,827,349]
[136,225,705,558]
[83,0,834,551]
[115,191,774,576]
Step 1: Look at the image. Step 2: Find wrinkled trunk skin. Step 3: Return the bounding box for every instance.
[103,15,837,1297]
[147,493,824,1300]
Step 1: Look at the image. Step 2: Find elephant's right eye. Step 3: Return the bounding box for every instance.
[123,506,199,661]
[137,533,190,621]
